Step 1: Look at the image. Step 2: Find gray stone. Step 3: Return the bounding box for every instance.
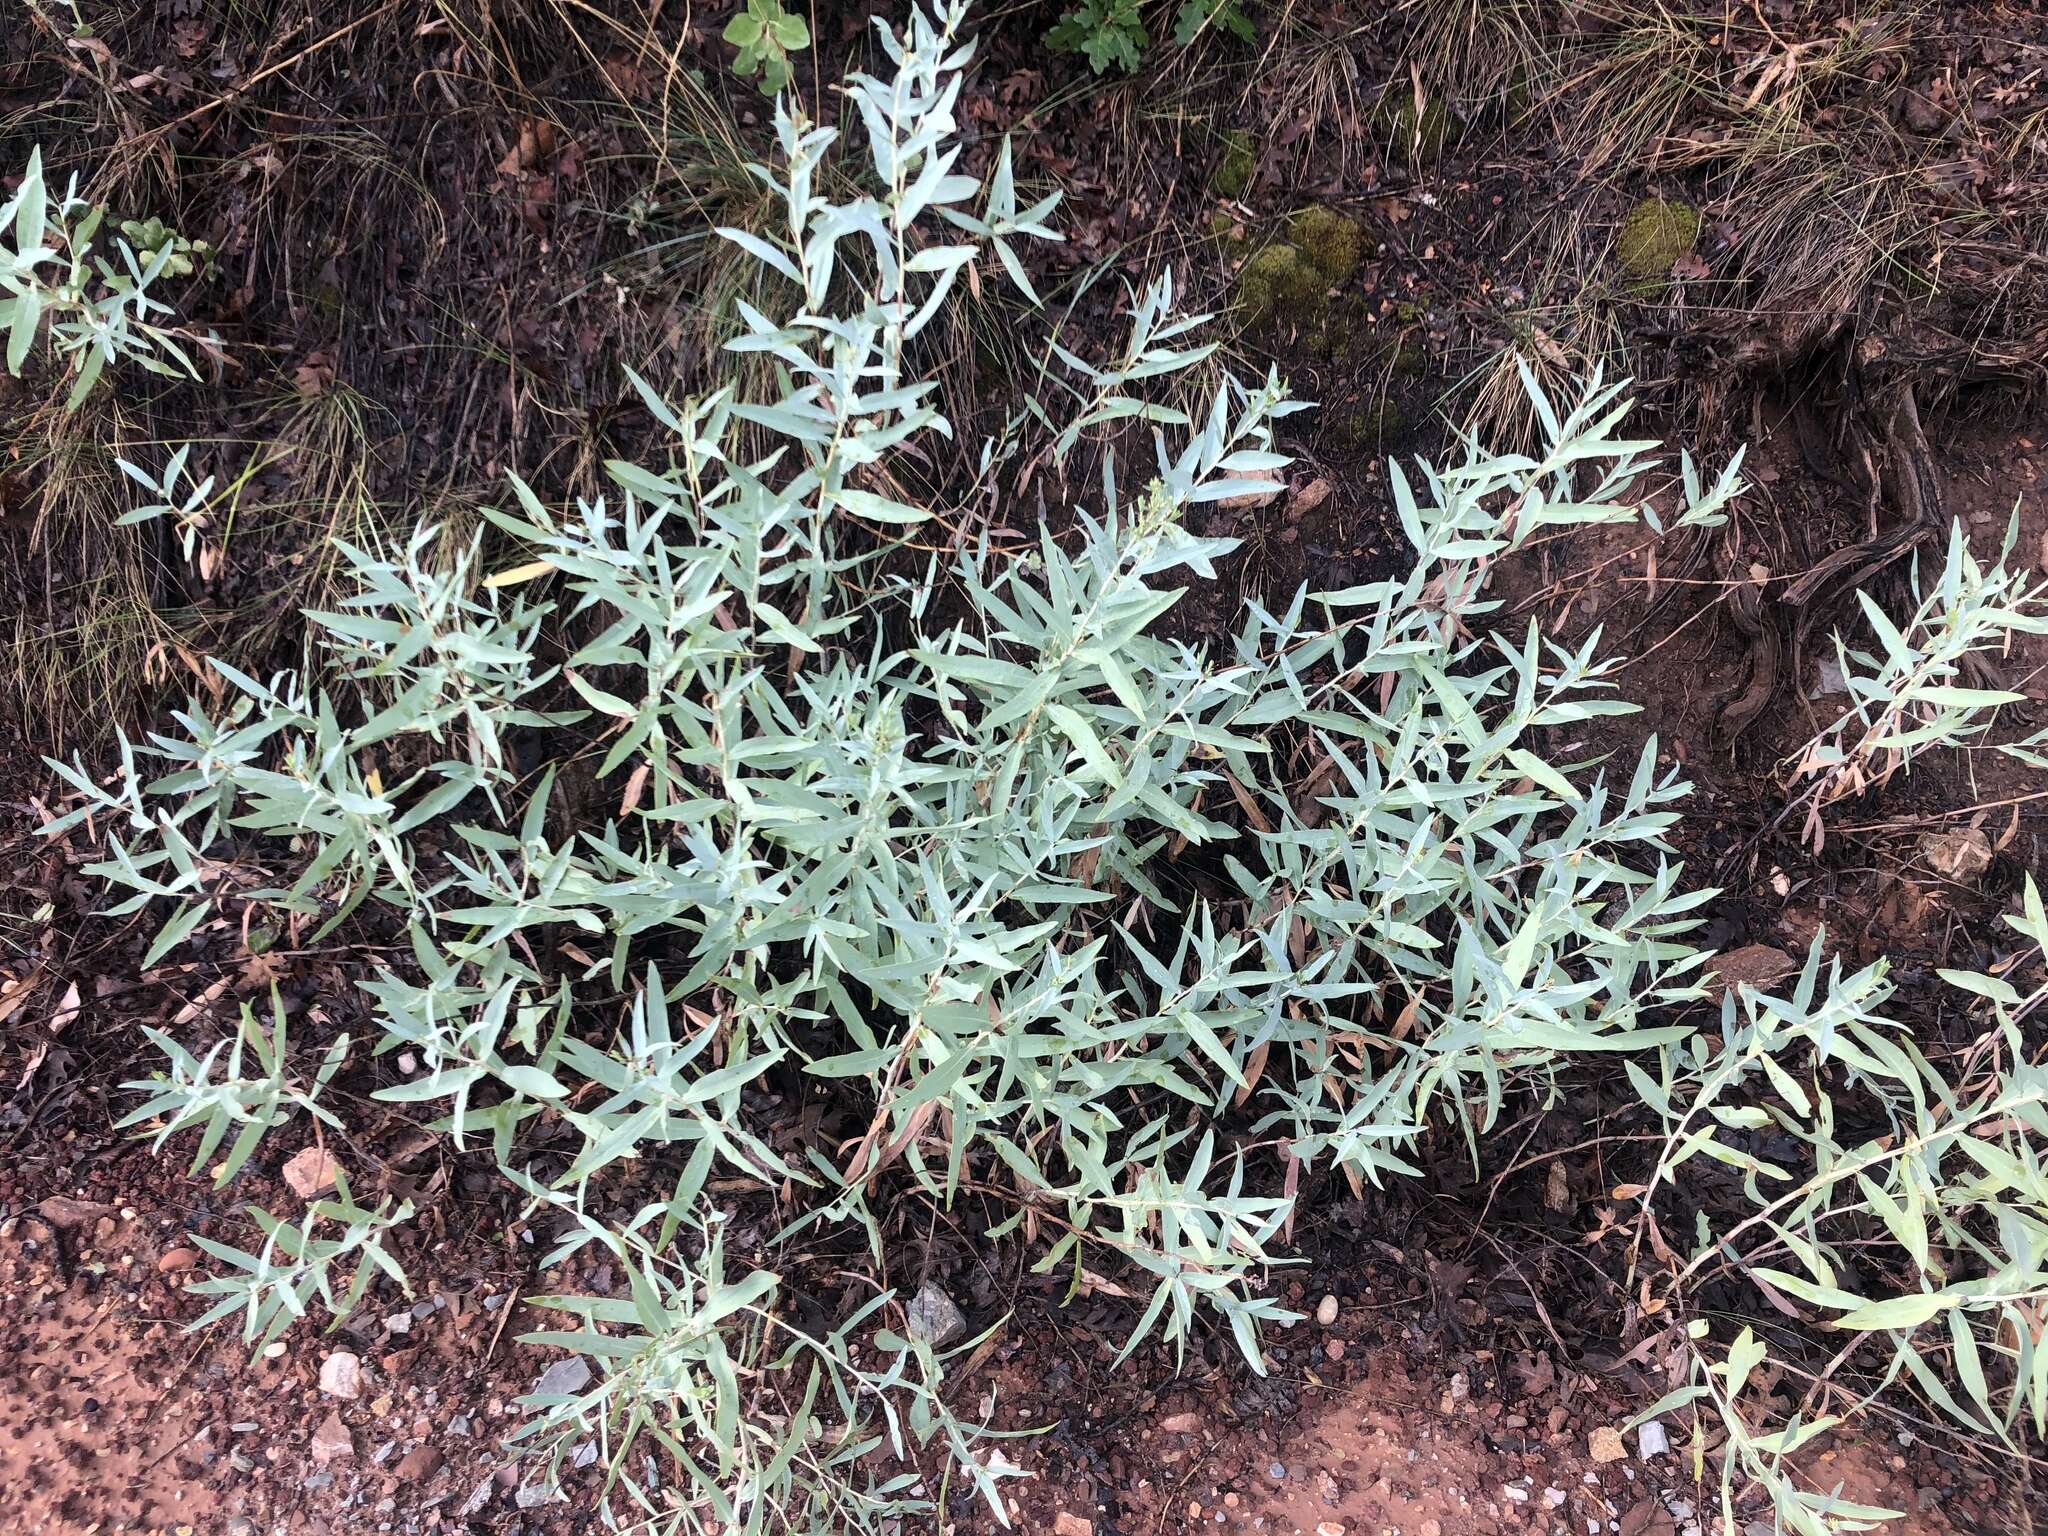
[905,1281,965,1347]
[527,1356,592,1404]
[460,1475,495,1517]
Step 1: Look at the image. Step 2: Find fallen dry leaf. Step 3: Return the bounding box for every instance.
[1704,943,1796,1002]
[0,972,37,1028]
[497,118,562,176]
[1290,477,1333,515]
[292,352,335,398]
[13,1037,49,1092]
[236,950,286,994]
[1544,1159,1571,1213]
[1919,825,1992,883]
[47,979,82,1033]
[173,975,231,1026]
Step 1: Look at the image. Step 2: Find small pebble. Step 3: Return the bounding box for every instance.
[309,1413,354,1465]
[282,1146,342,1200]
[319,1350,364,1399]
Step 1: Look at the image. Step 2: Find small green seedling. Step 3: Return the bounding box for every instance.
[118,990,349,1188]
[724,0,810,94]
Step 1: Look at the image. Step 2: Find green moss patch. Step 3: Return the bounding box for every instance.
[1214,129,1257,199]
[1329,395,1405,452]
[1285,206,1362,285]
[1615,197,1701,290]
[1237,243,1325,324]
[1236,206,1370,327]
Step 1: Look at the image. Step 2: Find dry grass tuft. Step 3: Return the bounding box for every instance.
[2,395,191,747]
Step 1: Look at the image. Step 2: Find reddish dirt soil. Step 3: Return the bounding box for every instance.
[0,1199,1991,1536]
